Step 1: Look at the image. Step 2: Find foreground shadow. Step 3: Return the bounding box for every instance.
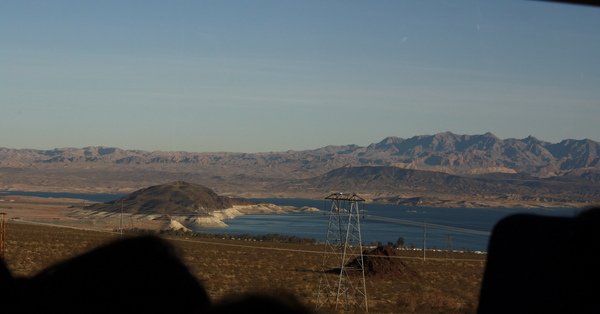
[478,207,600,313]
[0,235,312,314]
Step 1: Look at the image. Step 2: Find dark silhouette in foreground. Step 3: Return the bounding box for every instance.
[0,236,311,314]
[210,293,311,314]
[478,207,600,313]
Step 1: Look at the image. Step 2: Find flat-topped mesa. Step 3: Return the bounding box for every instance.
[86,181,251,216]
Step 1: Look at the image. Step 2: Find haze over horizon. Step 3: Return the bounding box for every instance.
[2,131,598,154]
[1,1,599,152]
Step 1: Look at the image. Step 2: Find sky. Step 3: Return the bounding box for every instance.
[1,1,599,152]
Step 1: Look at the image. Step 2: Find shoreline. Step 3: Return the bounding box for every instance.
[1,194,562,252]
[0,196,320,233]
[1,189,594,209]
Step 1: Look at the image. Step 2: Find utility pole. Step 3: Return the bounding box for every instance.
[422,219,427,261]
[447,234,454,262]
[0,212,6,259]
[120,200,124,237]
[316,193,368,313]
[116,199,136,235]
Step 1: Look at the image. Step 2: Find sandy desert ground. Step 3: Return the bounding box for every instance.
[1,195,486,313]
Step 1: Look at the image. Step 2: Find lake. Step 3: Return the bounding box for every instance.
[0,191,580,251]
[203,198,580,252]
[0,191,126,203]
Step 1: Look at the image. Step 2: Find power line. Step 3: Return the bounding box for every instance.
[366,214,491,236]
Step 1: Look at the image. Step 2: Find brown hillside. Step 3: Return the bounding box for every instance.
[87,181,251,215]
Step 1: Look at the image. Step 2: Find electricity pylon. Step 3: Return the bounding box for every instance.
[316,192,368,313]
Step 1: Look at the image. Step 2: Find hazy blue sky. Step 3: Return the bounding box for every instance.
[1,1,599,152]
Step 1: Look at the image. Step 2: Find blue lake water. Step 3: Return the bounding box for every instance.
[202,198,580,252]
[0,191,126,203]
[2,191,581,251]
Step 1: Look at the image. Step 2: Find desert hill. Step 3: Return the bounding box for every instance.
[305,166,595,195]
[285,166,600,206]
[87,181,251,215]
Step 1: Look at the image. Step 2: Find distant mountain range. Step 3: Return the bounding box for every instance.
[1,132,598,179]
[1,132,599,207]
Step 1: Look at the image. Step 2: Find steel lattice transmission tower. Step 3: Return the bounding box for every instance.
[316,192,368,313]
